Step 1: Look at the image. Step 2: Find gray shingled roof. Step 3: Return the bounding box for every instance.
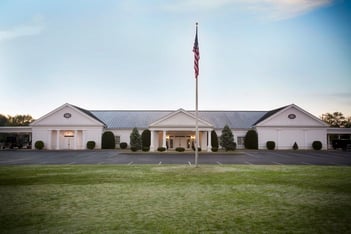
[90,110,267,129]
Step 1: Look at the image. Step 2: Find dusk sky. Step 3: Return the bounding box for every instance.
[1,0,350,119]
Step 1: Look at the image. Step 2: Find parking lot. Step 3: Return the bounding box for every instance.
[0,150,350,166]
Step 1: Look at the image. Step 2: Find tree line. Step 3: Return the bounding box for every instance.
[321,112,351,128]
[0,114,35,126]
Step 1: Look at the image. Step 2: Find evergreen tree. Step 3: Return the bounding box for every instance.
[102,131,115,149]
[220,125,236,151]
[244,129,258,149]
[211,130,218,148]
[141,129,151,148]
[130,127,142,151]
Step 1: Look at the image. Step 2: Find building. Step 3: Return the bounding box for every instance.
[1,103,350,151]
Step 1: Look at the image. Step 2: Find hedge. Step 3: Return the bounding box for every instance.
[266,141,275,150]
[312,141,322,150]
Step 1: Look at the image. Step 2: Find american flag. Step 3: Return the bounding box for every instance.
[193,23,200,79]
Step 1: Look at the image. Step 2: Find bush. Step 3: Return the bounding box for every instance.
[130,128,142,151]
[34,140,44,150]
[131,146,138,152]
[157,147,166,152]
[120,142,128,149]
[192,147,202,152]
[102,131,115,149]
[226,142,236,151]
[175,147,185,152]
[266,141,275,150]
[142,146,150,152]
[141,129,151,148]
[244,129,258,149]
[312,141,322,150]
[211,130,219,148]
[220,125,235,151]
[86,141,96,150]
[211,147,218,152]
[293,142,299,150]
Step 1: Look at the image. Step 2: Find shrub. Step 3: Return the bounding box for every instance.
[211,130,219,148]
[34,140,44,150]
[86,141,96,150]
[312,141,322,150]
[266,141,275,150]
[102,131,115,149]
[220,125,235,151]
[157,147,166,152]
[142,146,150,152]
[141,129,151,148]
[130,128,142,151]
[226,142,236,151]
[131,146,138,152]
[120,142,128,149]
[176,147,185,152]
[211,147,218,152]
[244,129,258,149]
[192,146,202,152]
[293,142,299,150]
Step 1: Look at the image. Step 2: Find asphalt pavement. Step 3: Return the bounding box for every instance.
[0,150,350,166]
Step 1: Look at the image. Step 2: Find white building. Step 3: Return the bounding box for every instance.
[22,103,333,150]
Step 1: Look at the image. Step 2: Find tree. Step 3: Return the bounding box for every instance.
[220,125,236,151]
[141,129,151,148]
[244,129,258,149]
[102,131,115,149]
[0,114,7,126]
[211,130,219,148]
[322,112,347,128]
[130,127,142,151]
[7,115,34,126]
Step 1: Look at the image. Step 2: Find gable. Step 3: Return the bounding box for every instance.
[149,109,213,128]
[255,104,328,127]
[31,103,105,127]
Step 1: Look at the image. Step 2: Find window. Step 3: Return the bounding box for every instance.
[115,136,120,145]
[237,137,245,146]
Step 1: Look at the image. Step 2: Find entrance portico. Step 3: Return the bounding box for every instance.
[148,109,213,152]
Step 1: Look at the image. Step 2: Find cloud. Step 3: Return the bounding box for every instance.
[0,16,44,42]
[161,0,334,20]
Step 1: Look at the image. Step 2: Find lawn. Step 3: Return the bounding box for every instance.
[0,165,350,233]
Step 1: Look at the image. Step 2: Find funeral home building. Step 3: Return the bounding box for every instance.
[19,102,337,151]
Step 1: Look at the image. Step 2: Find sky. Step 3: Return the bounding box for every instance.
[0,0,350,119]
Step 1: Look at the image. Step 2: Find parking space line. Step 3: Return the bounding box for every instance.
[245,161,253,165]
[243,152,259,158]
[272,161,284,165]
[128,161,134,165]
[188,161,192,166]
[158,161,162,165]
[216,161,222,165]
[301,162,312,165]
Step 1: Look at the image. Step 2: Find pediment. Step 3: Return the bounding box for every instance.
[31,103,105,127]
[149,109,213,128]
[256,104,328,127]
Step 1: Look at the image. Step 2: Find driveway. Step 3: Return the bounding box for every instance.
[0,150,350,165]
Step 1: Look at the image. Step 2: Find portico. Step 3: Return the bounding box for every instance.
[149,109,213,152]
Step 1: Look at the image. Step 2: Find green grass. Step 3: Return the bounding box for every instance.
[0,165,351,233]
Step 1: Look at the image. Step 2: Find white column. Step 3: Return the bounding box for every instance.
[48,130,52,150]
[56,130,60,150]
[162,130,167,149]
[74,130,78,150]
[150,130,155,152]
[82,130,86,150]
[207,130,212,152]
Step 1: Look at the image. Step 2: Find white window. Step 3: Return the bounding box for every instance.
[237,137,245,146]
[115,136,121,145]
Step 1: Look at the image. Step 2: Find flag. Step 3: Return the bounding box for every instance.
[193,23,200,79]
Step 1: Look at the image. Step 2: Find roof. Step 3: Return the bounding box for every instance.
[253,105,288,126]
[91,110,267,129]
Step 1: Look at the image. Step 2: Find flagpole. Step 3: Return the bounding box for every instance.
[195,72,199,167]
[194,22,199,168]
